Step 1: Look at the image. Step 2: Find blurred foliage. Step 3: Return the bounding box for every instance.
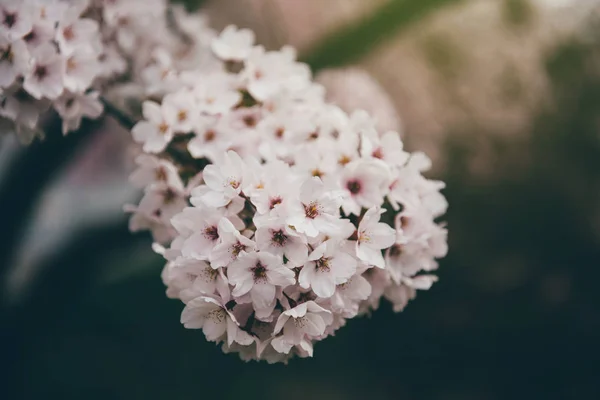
[3,1,600,400]
[502,0,535,28]
[303,0,465,71]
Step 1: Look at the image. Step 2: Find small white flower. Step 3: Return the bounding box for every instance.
[63,48,100,93]
[299,240,357,298]
[162,90,198,133]
[23,43,64,100]
[271,301,332,355]
[131,101,174,153]
[286,177,344,238]
[356,207,396,268]
[210,218,256,268]
[54,91,103,134]
[0,38,28,88]
[190,150,246,208]
[129,154,184,191]
[181,296,254,346]
[228,251,295,318]
[340,160,390,216]
[0,1,33,41]
[211,25,255,61]
[255,219,308,267]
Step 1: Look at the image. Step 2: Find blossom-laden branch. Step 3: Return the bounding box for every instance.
[0,0,450,364]
[123,22,449,363]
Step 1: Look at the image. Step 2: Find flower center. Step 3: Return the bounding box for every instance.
[346,179,362,195]
[338,155,351,165]
[270,229,287,247]
[231,241,247,257]
[311,169,323,178]
[158,122,169,134]
[316,257,331,272]
[227,178,240,189]
[269,196,282,210]
[274,127,284,138]
[303,202,320,219]
[207,308,226,323]
[0,45,13,63]
[34,65,48,80]
[251,262,267,281]
[243,115,256,127]
[389,244,403,258]
[372,147,384,159]
[162,188,177,204]
[204,129,216,142]
[177,110,187,122]
[23,29,36,43]
[2,12,16,28]
[66,57,77,72]
[204,225,219,241]
[63,25,75,41]
[155,166,168,181]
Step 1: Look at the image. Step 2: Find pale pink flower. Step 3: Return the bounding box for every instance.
[211,25,255,62]
[23,43,64,100]
[131,101,174,153]
[356,207,396,268]
[299,240,357,298]
[181,296,254,346]
[255,219,308,267]
[286,177,344,238]
[271,301,332,355]
[228,251,295,317]
[210,218,256,268]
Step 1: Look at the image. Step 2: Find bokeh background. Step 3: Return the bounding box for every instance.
[2,0,600,399]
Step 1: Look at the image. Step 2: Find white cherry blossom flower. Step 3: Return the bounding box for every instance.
[299,240,357,298]
[211,25,255,62]
[190,150,246,208]
[356,207,396,268]
[271,301,332,355]
[228,251,295,318]
[286,177,344,237]
[210,218,256,268]
[0,1,33,41]
[23,43,64,99]
[255,219,308,267]
[131,101,174,153]
[181,296,254,346]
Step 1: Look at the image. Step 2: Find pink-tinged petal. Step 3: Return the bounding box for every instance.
[142,101,163,122]
[285,240,308,265]
[304,313,326,336]
[266,267,295,287]
[298,263,314,290]
[311,272,336,298]
[202,317,227,342]
[250,281,276,309]
[231,275,254,298]
[271,336,293,355]
[357,244,386,268]
[202,166,224,190]
[408,275,438,290]
[298,339,313,357]
[273,314,291,335]
[307,243,326,261]
[370,223,397,249]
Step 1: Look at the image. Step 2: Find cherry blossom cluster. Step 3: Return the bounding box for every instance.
[0,0,217,142]
[125,25,448,363]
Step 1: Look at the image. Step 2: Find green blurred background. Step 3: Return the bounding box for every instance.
[2,0,600,399]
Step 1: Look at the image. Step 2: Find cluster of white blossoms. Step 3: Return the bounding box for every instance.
[0,0,216,142]
[126,24,448,363]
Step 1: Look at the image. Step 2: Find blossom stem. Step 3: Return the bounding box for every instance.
[0,116,103,290]
[99,97,137,130]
